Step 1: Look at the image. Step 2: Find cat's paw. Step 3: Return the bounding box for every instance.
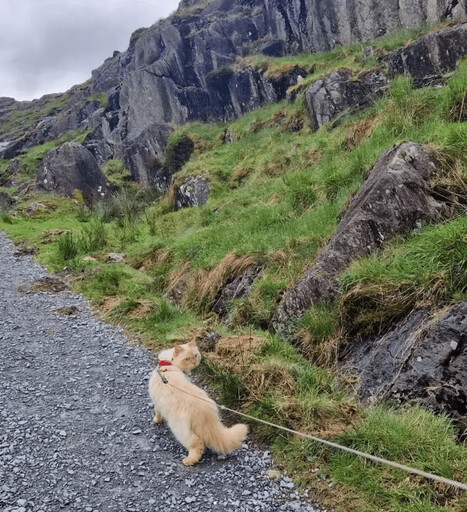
[153,412,163,424]
[182,456,198,466]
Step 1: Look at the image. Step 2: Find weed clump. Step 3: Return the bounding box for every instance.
[340,218,467,336]
[57,233,79,261]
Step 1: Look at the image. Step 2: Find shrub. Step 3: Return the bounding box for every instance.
[102,159,131,187]
[76,218,107,253]
[57,233,79,261]
[94,186,160,224]
[163,133,195,173]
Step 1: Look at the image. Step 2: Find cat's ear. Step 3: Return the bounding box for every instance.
[188,339,197,347]
[174,344,184,356]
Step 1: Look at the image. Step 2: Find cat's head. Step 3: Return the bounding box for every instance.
[171,340,201,373]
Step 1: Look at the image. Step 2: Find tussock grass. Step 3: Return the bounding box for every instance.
[102,159,131,186]
[340,218,467,336]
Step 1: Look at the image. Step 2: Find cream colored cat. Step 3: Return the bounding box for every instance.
[149,343,248,466]
[158,342,197,370]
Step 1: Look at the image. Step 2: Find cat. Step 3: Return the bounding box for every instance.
[149,343,248,466]
[158,339,201,375]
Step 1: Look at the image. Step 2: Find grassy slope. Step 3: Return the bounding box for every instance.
[1,23,466,512]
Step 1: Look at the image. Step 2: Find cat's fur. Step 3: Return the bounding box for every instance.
[149,343,248,465]
[157,341,194,368]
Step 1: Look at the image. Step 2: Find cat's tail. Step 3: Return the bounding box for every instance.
[205,423,248,454]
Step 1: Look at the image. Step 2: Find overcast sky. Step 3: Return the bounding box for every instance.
[0,0,180,101]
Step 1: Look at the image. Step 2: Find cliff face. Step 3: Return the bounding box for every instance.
[1,0,465,186]
[85,0,465,184]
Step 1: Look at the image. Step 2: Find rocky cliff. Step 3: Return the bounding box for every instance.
[87,0,465,184]
[2,0,464,188]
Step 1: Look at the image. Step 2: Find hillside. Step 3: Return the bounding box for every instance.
[1,1,467,511]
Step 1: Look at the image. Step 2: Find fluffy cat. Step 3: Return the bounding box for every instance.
[149,343,248,465]
[158,342,197,369]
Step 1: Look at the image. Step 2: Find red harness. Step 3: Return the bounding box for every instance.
[159,360,172,372]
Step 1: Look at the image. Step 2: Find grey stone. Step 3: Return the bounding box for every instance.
[306,69,389,130]
[0,192,14,209]
[274,142,450,341]
[87,0,462,185]
[36,142,109,204]
[172,175,211,210]
[212,266,263,322]
[340,301,467,425]
[386,22,467,88]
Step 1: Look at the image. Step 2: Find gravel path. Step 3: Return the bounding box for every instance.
[0,232,318,512]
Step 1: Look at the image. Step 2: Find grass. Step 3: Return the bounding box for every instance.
[0,95,70,136]
[87,92,109,108]
[0,24,466,512]
[340,217,467,336]
[101,159,131,186]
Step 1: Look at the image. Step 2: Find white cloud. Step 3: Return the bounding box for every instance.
[0,0,180,100]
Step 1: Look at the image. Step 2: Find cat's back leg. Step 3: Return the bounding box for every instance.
[182,433,205,466]
[153,410,163,424]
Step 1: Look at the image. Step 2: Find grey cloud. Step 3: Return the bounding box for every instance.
[0,0,180,100]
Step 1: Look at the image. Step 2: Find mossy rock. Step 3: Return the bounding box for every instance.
[164,134,195,173]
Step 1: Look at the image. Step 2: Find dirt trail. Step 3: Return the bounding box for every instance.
[0,232,317,512]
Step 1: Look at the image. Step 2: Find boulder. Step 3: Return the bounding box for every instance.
[386,22,467,88]
[0,192,14,209]
[36,142,109,203]
[172,176,211,210]
[306,69,389,130]
[212,266,263,322]
[339,301,467,425]
[274,142,450,341]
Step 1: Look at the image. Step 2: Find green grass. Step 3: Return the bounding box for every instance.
[340,217,467,335]
[87,92,109,108]
[101,159,131,186]
[0,95,70,136]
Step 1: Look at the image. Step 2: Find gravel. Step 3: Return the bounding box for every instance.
[0,232,318,512]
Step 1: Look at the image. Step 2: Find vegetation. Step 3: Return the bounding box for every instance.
[87,92,109,108]
[0,23,466,512]
[101,159,131,186]
[0,95,69,136]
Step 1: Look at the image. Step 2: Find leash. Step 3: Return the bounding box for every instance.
[160,377,467,491]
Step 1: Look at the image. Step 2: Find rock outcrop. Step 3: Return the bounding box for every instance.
[172,176,211,209]
[36,143,109,204]
[0,192,14,210]
[306,69,389,130]
[340,301,467,425]
[2,2,465,187]
[386,21,467,87]
[274,142,450,340]
[86,0,465,182]
[0,84,99,160]
[212,266,263,322]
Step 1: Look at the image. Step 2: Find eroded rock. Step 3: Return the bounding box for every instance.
[36,142,109,203]
[172,176,211,210]
[274,142,450,340]
[212,266,263,322]
[386,22,467,88]
[339,301,467,424]
[306,69,389,130]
